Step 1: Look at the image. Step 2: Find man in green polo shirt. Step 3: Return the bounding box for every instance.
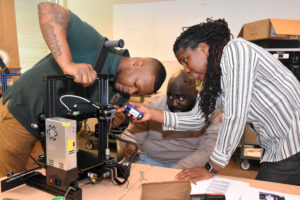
[0,2,166,177]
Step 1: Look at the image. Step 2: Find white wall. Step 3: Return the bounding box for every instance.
[114,0,300,61]
[65,0,113,39]
[15,0,49,73]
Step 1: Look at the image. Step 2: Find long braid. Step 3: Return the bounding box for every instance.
[173,18,231,121]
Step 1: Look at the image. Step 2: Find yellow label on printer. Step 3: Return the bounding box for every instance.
[68,139,74,151]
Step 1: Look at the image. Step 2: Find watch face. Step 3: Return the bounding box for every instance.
[205,162,218,174]
[205,162,211,172]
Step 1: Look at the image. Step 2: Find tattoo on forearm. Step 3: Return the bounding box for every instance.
[39,3,68,59]
[41,23,62,58]
[42,3,67,28]
[49,9,67,27]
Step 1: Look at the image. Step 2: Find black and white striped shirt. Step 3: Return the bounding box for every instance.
[163,38,300,167]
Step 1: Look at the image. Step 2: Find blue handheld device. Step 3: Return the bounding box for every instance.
[124,104,144,120]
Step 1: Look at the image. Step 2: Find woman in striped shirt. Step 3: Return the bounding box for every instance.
[128,19,300,185]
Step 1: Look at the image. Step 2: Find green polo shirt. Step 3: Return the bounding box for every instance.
[2,11,129,138]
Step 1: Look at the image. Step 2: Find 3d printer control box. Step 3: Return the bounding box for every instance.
[46,117,77,171]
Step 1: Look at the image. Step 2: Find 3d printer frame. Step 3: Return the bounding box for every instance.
[1,39,137,200]
[29,74,127,200]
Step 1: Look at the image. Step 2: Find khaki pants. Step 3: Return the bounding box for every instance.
[0,99,37,178]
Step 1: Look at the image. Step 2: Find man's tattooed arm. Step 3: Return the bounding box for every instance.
[37,2,97,87]
[38,2,70,62]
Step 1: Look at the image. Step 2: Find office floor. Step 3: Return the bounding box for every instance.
[26,136,259,180]
[218,150,259,179]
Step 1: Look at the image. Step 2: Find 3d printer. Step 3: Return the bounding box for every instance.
[1,39,138,200]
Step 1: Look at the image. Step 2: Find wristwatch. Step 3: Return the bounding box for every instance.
[205,162,218,174]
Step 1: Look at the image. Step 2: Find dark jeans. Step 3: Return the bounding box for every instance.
[256,151,300,185]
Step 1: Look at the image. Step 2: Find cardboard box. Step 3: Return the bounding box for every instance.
[238,18,300,41]
[243,124,258,145]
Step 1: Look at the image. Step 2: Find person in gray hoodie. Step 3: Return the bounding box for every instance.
[121,70,222,169]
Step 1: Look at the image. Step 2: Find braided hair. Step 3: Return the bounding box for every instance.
[173,18,231,121]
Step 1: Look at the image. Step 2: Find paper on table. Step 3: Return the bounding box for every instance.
[243,186,300,200]
[190,176,250,200]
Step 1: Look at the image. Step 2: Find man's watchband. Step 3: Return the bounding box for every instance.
[205,162,218,174]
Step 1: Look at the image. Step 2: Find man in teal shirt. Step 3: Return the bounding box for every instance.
[0,2,166,177]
